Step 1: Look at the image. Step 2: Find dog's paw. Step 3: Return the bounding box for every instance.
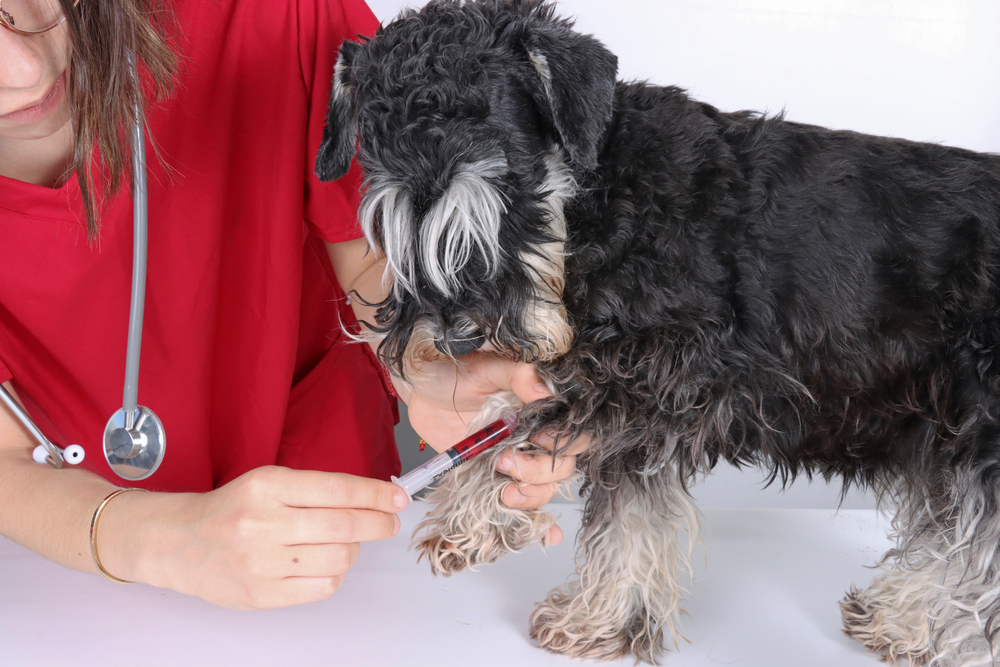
[413,535,471,576]
[529,583,666,665]
[840,586,931,665]
[414,506,556,576]
[413,532,507,576]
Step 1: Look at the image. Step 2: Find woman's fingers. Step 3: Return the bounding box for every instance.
[280,508,400,546]
[236,574,348,610]
[497,450,576,485]
[278,542,361,579]
[173,467,408,610]
[505,361,553,402]
[268,469,408,512]
[501,480,563,509]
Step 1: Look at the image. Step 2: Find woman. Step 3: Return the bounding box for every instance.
[0,0,580,609]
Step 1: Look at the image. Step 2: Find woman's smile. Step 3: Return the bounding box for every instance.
[0,72,65,125]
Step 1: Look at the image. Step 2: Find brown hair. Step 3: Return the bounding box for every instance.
[59,0,179,238]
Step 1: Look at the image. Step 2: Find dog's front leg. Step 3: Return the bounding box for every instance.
[530,464,700,664]
[412,439,560,574]
[411,393,562,574]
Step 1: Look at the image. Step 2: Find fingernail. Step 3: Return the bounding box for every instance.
[392,514,401,537]
[394,490,408,510]
[498,455,513,473]
[505,485,526,507]
[534,382,551,395]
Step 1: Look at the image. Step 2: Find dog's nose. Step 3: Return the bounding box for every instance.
[434,327,485,357]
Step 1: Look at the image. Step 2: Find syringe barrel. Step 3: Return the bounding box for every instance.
[392,413,518,499]
[393,449,462,498]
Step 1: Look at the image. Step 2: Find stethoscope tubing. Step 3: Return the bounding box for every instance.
[123,54,147,432]
[98,52,167,480]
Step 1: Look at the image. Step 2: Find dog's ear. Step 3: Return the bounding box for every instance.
[523,19,618,170]
[315,40,362,182]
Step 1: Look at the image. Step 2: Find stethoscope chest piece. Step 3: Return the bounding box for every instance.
[103,406,166,480]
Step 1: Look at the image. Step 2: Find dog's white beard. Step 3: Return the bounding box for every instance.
[358,156,509,300]
[358,175,416,298]
[420,156,509,297]
[359,147,575,363]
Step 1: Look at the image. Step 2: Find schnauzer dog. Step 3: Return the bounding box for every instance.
[316,0,1000,664]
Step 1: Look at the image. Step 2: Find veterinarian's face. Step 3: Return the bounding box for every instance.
[0,15,72,140]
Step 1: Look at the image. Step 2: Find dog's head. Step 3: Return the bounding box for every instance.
[316,0,617,376]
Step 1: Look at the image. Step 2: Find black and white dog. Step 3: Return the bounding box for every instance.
[316,0,1000,663]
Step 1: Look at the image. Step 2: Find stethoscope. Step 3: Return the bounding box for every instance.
[0,57,166,481]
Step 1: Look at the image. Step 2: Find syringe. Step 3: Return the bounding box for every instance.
[392,412,518,499]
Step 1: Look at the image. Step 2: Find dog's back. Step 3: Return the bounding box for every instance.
[551,79,1000,488]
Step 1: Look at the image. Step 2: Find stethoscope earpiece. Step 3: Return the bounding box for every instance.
[30,443,84,466]
[63,444,85,464]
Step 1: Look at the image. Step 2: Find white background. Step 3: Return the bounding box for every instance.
[369,0,1000,510]
[0,504,893,667]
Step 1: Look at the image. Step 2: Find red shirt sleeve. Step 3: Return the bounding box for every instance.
[300,0,380,244]
[0,357,11,385]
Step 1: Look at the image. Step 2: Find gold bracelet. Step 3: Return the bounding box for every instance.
[90,487,147,584]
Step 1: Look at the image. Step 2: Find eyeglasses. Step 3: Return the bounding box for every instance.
[0,0,66,35]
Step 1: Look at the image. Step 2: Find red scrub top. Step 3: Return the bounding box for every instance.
[0,0,400,490]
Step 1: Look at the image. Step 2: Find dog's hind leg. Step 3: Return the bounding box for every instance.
[529,465,700,664]
[842,470,1000,666]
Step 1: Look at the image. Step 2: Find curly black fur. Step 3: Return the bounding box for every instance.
[552,81,1000,495]
[317,0,1000,662]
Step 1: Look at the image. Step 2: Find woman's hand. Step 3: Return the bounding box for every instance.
[106,466,408,610]
[392,352,590,545]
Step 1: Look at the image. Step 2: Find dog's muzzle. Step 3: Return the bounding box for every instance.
[434,326,486,357]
